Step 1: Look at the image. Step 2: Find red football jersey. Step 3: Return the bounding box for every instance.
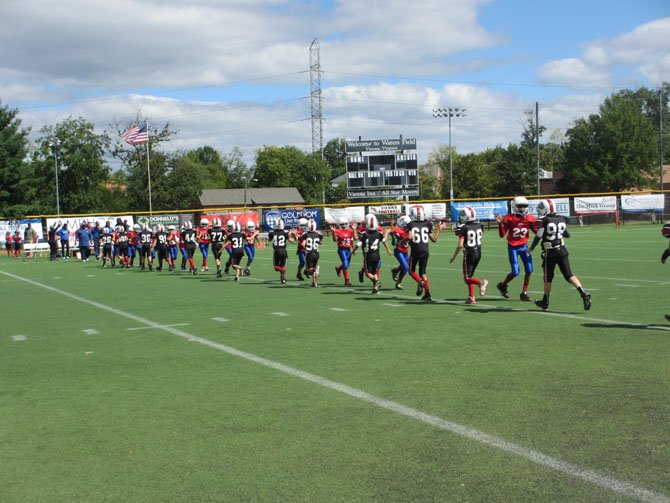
[499,213,536,247]
[333,228,355,249]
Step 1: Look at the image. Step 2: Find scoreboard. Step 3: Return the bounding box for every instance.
[345,137,419,198]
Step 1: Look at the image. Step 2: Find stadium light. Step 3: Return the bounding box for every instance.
[433,107,466,201]
[243,176,258,209]
[49,137,61,216]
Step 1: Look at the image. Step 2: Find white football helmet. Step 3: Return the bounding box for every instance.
[226,219,235,231]
[168,225,176,231]
[211,218,221,228]
[133,224,140,231]
[298,217,309,230]
[157,224,165,232]
[183,221,192,230]
[115,225,124,232]
[338,217,350,229]
[409,206,425,222]
[397,215,411,229]
[274,219,285,230]
[458,207,476,224]
[246,220,256,231]
[307,219,317,232]
[536,199,555,218]
[512,196,529,215]
[200,217,210,227]
[142,223,149,231]
[365,213,379,231]
[234,221,242,232]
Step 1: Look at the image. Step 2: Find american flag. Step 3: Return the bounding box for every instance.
[121,122,149,145]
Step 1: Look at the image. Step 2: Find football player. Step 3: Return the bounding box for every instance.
[225,221,246,281]
[167,225,180,271]
[291,217,309,280]
[208,218,226,277]
[330,217,355,286]
[99,222,115,267]
[529,199,591,311]
[450,207,488,305]
[243,219,260,276]
[406,205,442,302]
[353,214,392,294]
[197,217,211,272]
[298,219,323,287]
[138,223,154,271]
[223,219,235,274]
[181,221,199,275]
[388,215,411,290]
[496,196,537,301]
[268,219,295,284]
[114,225,130,268]
[153,224,170,271]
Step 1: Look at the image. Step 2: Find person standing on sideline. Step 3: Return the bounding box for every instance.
[75,222,92,261]
[91,221,102,259]
[56,223,70,259]
[23,223,38,258]
[406,206,442,302]
[496,196,537,302]
[47,223,60,260]
[450,207,488,305]
[529,199,591,312]
[4,231,12,257]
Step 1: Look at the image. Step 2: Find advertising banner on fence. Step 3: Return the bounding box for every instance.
[45,216,135,247]
[367,205,402,216]
[263,208,322,230]
[574,196,617,214]
[1,218,44,243]
[322,206,365,225]
[450,200,508,222]
[136,214,182,228]
[404,203,448,220]
[526,198,570,217]
[620,194,664,212]
[203,211,260,228]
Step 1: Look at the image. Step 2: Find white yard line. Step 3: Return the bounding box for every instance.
[1,269,667,503]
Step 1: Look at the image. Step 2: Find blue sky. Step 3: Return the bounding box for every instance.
[1,0,668,166]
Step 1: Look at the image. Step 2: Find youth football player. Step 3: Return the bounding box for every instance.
[529,199,591,311]
[268,219,294,284]
[197,217,211,272]
[291,217,308,280]
[138,224,154,271]
[330,217,355,286]
[450,207,488,305]
[298,219,323,287]
[388,215,411,290]
[225,222,246,281]
[406,206,442,302]
[243,220,260,276]
[208,218,226,277]
[353,214,392,294]
[496,196,537,301]
[181,221,199,275]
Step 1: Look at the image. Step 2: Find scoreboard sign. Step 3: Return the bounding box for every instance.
[346,138,419,198]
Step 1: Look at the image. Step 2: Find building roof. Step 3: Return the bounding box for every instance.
[199,187,305,208]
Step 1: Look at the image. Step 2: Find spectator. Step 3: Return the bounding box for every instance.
[56,223,70,259]
[24,223,38,258]
[75,222,93,261]
[47,223,61,261]
[91,221,102,259]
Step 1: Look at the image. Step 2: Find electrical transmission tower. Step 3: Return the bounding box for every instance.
[309,38,323,156]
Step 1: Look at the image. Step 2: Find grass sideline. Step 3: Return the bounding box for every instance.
[1,224,669,502]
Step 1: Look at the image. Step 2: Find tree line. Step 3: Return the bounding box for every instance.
[0,84,667,218]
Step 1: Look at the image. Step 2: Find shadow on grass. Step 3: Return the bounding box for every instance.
[582,322,670,332]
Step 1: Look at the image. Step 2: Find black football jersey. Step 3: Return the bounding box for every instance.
[407,220,433,256]
[269,229,290,250]
[455,222,484,251]
[537,214,570,251]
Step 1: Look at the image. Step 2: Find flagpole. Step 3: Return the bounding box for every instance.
[145,121,152,215]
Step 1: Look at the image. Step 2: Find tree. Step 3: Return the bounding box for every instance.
[559,92,658,192]
[33,117,111,214]
[187,146,227,188]
[453,153,495,198]
[323,138,347,179]
[222,147,252,188]
[0,102,35,217]
[163,152,208,210]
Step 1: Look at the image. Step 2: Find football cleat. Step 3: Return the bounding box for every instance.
[234,276,240,282]
[395,282,403,290]
[479,279,488,296]
[344,281,352,286]
[422,295,432,302]
[665,313,670,322]
[335,266,341,277]
[358,269,364,283]
[519,293,533,302]
[281,278,286,284]
[497,282,509,298]
[243,267,250,276]
[311,282,317,288]
[216,270,222,278]
[582,292,591,311]
[416,280,425,297]
[465,296,476,305]
[535,299,549,311]
[391,268,399,283]
[296,273,304,281]
[372,280,380,294]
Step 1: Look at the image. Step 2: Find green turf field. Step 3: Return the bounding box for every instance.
[1,223,668,502]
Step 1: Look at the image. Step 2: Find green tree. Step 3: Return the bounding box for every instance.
[559,92,658,192]
[222,147,252,188]
[323,137,347,178]
[254,145,303,188]
[33,117,111,214]
[0,101,34,217]
[454,153,495,198]
[187,146,227,188]
[163,152,208,210]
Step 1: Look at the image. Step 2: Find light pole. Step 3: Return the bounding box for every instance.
[433,107,466,201]
[243,176,258,209]
[49,137,61,216]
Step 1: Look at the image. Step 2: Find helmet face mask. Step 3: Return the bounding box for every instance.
[274,219,285,230]
[338,217,350,229]
[226,220,235,231]
[365,213,378,231]
[397,215,411,228]
[409,206,425,222]
[512,196,529,215]
[298,217,309,230]
[246,220,256,231]
[537,199,554,218]
[307,219,317,232]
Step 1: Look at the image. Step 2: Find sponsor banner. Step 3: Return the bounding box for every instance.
[347,188,419,198]
[620,194,664,212]
[526,198,570,217]
[262,208,322,230]
[136,214,182,227]
[1,218,44,242]
[323,206,365,225]
[404,203,448,220]
[450,200,508,222]
[204,211,260,228]
[574,196,617,214]
[368,205,402,216]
